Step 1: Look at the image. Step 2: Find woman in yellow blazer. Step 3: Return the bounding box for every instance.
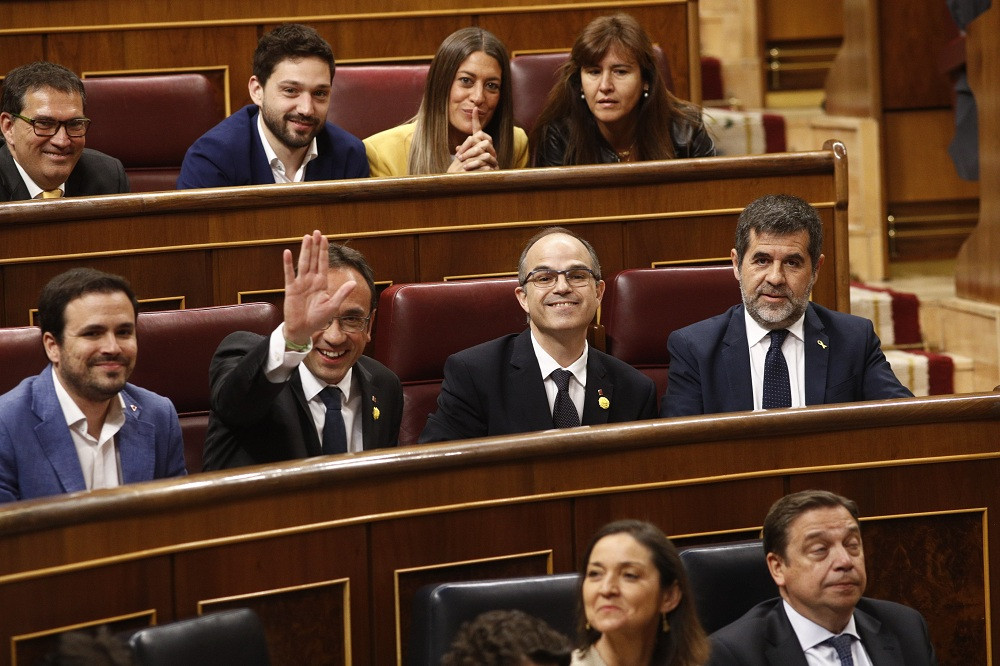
[364,27,529,177]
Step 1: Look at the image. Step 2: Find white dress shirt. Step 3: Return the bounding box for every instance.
[264,325,364,452]
[12,157,65,199]
[52,371,124,490]
[530,332,588,423]
[784,600,874,666]
[256,113,318,183]
[744,309,807,410]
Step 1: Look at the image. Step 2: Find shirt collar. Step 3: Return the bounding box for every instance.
[11,157,64,199]
[256,111,318,180]
[529,331,588,382]
[51,367,126,429]
[783,599,861,650]
[743,306,806,347]
[299,363,354,403]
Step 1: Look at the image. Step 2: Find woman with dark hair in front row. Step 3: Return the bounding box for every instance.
[573,519,710,666]
[364,27,529,176]
[532,14,715,167]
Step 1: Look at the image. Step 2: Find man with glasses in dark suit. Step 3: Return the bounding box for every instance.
[203,231,402,471]
[419,226,657,443]
[1,62,128,201]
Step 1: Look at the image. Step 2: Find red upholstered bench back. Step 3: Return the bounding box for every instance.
[602,266,741,397]
[0,326,46,396]
[83,73,227,192]
[131,302,282,472]
[372,278,526,446]
[328,64,429,140]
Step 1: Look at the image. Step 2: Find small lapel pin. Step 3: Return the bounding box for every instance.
[372,395,378,404]
[817,340,828,350]
[372,406,381,420]
[598,396,610,410]
[130,404,138,412]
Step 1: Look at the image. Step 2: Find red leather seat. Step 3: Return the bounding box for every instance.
[131,302,282,472]
[327,64,429,140]
[602,266,741,397]
[0,326,46,396]
[509,46,673,134]
[83,73,227,192]
[372,278,527,447]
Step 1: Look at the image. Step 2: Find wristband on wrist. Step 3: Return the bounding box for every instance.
[284,337,311,352]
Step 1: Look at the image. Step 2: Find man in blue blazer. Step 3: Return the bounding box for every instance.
[419,227,658,443]
[177,23,368,189]
[708,490,937,666]
[0,269,186,503]
[661,194,911,418]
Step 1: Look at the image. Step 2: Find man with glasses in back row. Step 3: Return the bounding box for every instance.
[202,231,402,471]
[419,226,658,443]
[1,62,128,201]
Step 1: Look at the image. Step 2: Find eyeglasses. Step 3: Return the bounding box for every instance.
[522,268,598,288]
[322,314,372,333]
[12,113,91,137]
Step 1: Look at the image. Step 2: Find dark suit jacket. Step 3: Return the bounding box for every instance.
[203,331,402,471]
[661,303,913,417]
[708,597,937,666]
[0,365,186,503]
[0,142,128,201]
[419,330,658,443]
[176,104,369,189]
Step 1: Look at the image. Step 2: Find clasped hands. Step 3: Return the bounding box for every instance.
[447,107,499,173]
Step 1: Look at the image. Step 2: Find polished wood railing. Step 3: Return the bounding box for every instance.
[0,392,997,664]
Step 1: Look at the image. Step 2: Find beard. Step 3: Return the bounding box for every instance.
[58,354,134,404]
[740,273,816,330]
[260,105,322,150]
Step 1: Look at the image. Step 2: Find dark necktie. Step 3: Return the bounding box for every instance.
[318,386,348,455]
[822,634,855,666]
[762,329,791,409]
[551,369,581,428]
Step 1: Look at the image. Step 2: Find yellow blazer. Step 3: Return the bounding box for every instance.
[363,122,529,177]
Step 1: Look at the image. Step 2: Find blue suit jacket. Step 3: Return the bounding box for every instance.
[0,366,186,503]
[176,104,369,189]
[661,303,912,417]
[708,597,937,666]
[419,330,658,443]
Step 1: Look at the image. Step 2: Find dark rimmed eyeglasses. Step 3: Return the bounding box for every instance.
[521,268,599,288]
[12,113,91,138]
[322,314,372,334]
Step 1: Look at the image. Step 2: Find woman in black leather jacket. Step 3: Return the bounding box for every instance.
[531,14,715,167]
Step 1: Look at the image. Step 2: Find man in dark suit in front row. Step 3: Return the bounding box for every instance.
[1,62,128,201]
[419,226,658,443]
[708,490,937,666]
[661,194,911,418]
[202,231,402,470]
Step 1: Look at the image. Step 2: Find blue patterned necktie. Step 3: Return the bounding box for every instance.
[822,634,855,666]
[551,369,581,428]
[762,329,791,409]
[318,386,348,455]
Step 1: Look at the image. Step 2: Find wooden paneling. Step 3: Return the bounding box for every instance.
[884,110,979,202]
[0,146,850,328]
[763,0,843,41]
[956,3,1000,303]
[877,0,959,111]
[0,393,996,665]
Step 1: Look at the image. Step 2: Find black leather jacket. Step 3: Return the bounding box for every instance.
[533,114,716,166]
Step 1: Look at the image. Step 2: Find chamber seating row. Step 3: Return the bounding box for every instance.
[409,540,775,666]
[0,265,740,470]
[75,52,785,192]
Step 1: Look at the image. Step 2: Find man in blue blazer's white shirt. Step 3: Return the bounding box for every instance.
[0,268,186,503]
[661,194,911,418]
